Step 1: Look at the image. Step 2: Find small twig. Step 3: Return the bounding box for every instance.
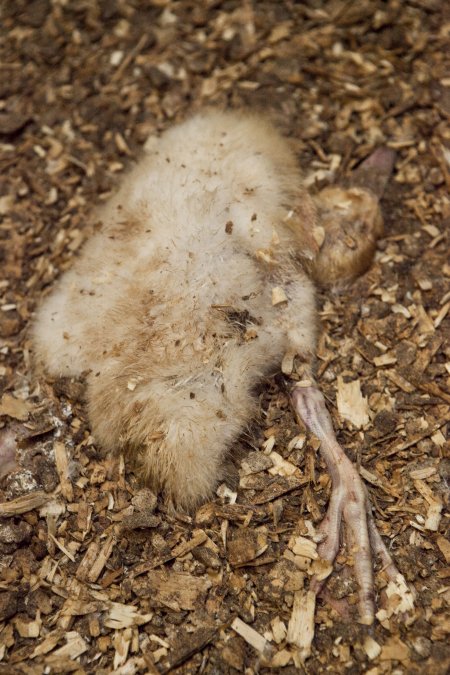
[111,34,149,82]
[380,414,450,459]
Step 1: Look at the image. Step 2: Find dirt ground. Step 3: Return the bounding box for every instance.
[0,0,449,673]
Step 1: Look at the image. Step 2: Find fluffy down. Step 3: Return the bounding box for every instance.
[33,110,318,509]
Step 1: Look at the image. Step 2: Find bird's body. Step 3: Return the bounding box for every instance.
[33,110,318,508]
[31,109,409,626]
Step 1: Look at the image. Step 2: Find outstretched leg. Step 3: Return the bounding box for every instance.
[291,382,408,624]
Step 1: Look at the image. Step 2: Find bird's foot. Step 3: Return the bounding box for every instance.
[291,383,409,625]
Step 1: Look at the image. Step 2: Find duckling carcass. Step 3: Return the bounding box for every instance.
[32,110,402,624]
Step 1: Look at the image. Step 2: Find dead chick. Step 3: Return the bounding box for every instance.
[33,110,318,508]
[31,109,405,624]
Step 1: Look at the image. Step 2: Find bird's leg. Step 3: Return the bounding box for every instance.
[291,382,393,625]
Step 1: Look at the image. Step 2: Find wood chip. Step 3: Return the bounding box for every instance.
[336,376,370,428]
[268,451,298,477]
[272,286,288,306]
[29,630,65,659]
[270,648,293,667]
[0,491,48,516]
[170,529,208,558]
[104,603,153,629]
[379,635,410,662]
[54,441,74,502]
[312,225,325,247]
[286,590,316,661]
[434,300,450,328]
[14,611,42,639]
[289,535,318,559]
[270,616,287,644]
[409,466,437,480]
[414,479,443,531]
[46,630,88,661]
[373,352,397,366]
[48,532,76,562]
[251,476,308,504]
[230,617,272,657]
[384,369,415,393]
[281,350,296,375]
[76,533,116,582]
[132,572,211,611]
[376,573,415,621]
[228,529,268,566]
[436,535,450,564]
[364,635,381,660]
[0,393,31,420]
